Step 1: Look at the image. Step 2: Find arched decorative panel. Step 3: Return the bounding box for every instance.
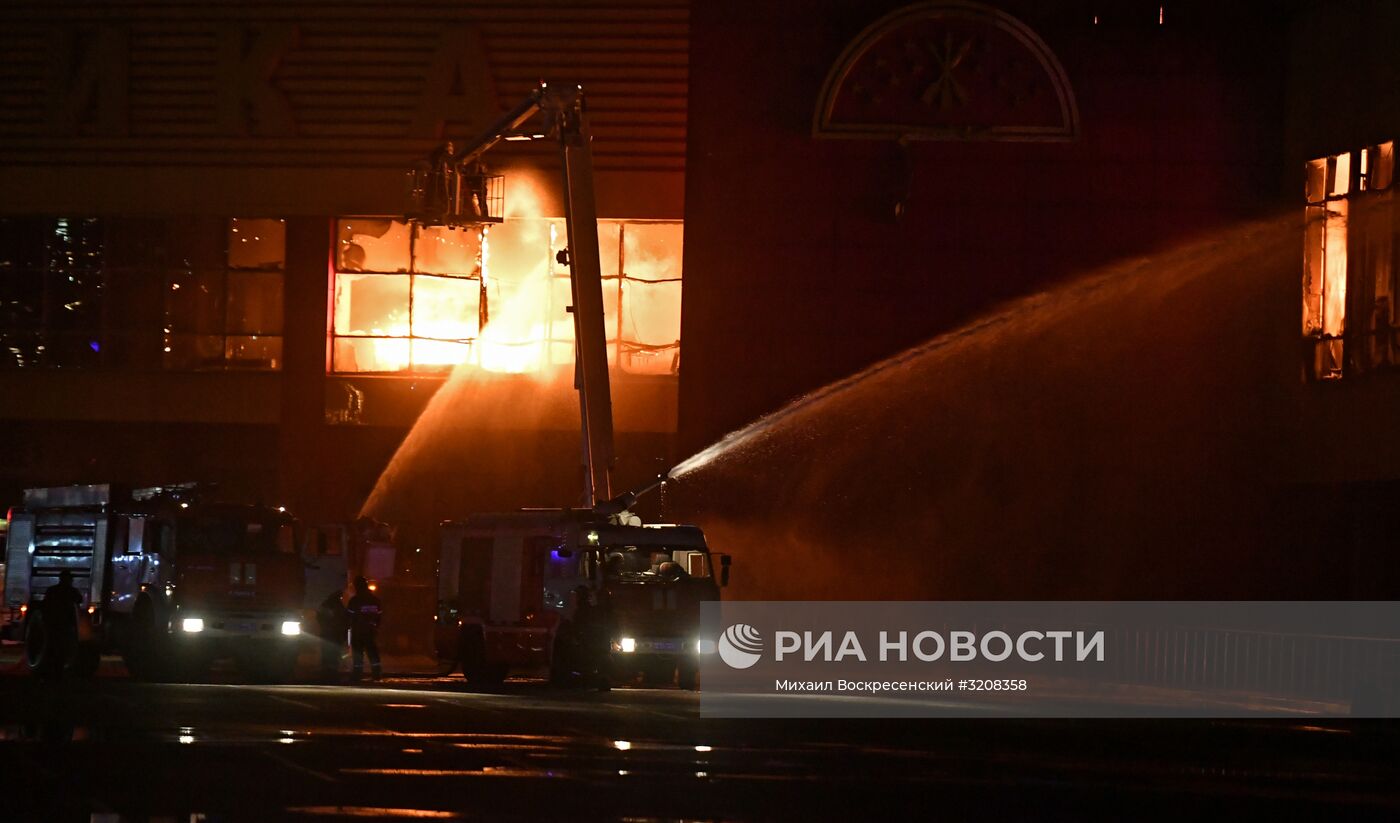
[813,1,1079,142]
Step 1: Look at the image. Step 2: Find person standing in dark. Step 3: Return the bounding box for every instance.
[43,570,83,619]
[315,588,349,681]
[345,577,382,681]
[39,570,83,679]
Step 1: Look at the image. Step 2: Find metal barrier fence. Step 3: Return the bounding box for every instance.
[1101,625,1400,703]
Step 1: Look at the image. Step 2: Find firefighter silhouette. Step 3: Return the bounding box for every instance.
[468,169,490,218]
[346,577,382,680]
[38,570,83,679]
[424,142,456,219]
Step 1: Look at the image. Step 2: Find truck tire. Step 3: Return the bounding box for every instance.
[25,609,81,679]
[24,611,58,678]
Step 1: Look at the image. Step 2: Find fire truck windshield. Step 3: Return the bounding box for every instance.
[602,546,711,580]
[176,512,297,555]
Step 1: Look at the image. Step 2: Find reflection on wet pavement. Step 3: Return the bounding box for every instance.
[286,809,461,819]
[0,675,1393,821]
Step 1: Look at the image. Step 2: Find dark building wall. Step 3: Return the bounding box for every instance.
[1285,0,1400,165]
[678,0,1291,453]
[0,421,278,506]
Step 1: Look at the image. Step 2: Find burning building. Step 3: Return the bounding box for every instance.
[3,0,1400,598]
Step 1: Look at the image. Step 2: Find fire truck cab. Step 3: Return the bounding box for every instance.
[436,510,729,688]
[3,484,307,681]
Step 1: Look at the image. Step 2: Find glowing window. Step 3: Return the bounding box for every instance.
[330,218,682,376]
[1303,141,1396,380]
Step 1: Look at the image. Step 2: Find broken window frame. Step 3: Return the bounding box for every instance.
[329,217,683,377]
[331,219,485,374]
[1303,141,1397,381]
[163,218,286,372]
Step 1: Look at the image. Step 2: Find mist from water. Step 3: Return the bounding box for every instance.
[360,173,584,524]
[668,214,1306,600]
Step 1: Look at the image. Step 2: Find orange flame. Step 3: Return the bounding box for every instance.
[335,173,682,376]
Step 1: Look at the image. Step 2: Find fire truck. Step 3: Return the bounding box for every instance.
[2,484,307,681]
[435,501,729,688]
[411,83,731,688]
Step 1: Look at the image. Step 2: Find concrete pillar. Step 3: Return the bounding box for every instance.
[278,217,331,520]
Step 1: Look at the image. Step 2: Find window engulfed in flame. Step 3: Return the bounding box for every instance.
[1302,141,1398,381]
[331,215,682,377]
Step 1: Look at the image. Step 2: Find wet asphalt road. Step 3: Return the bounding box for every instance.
[1,664,1398,821]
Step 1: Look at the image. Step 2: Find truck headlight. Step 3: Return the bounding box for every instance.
[619,637,637,653]
[181,618,204,633]
[280,620,301,636]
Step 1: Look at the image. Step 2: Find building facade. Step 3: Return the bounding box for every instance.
[6,0,1400,598]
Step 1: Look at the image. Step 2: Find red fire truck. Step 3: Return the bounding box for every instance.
[435,507,728,688]
[2,484,307,681]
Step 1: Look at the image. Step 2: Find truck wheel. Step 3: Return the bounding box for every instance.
[26,610,80,679]
[23,611,57,678]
